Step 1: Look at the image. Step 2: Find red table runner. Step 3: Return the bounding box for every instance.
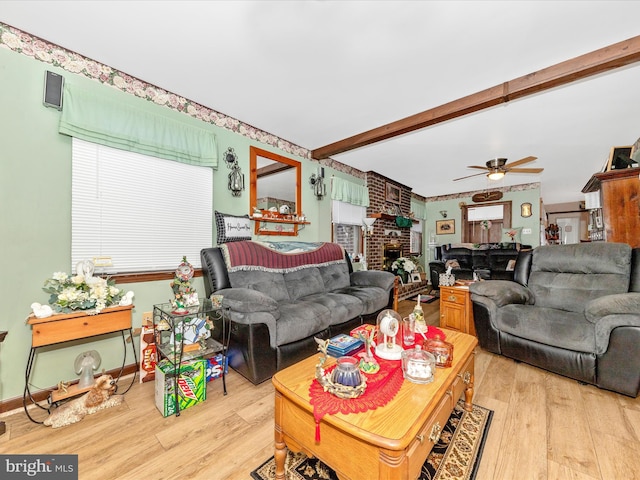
[309,326,446,441]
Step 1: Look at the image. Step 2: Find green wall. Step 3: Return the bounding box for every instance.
[0,46,347,404]
[424,187,541,258]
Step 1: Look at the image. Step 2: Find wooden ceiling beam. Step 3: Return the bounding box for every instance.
[311,35,640,160]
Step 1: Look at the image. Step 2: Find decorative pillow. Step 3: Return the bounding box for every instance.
[445,259,460,270]
[502,227,522,244]
[215,211,252,244]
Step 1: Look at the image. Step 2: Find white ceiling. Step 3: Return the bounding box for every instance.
[2,1,640,205]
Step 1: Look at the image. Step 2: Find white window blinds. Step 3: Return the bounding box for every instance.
[468,205,504,221]
[72,138,212,273]
[332,201,366,225]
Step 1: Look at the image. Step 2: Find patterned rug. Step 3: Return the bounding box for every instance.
[250,400,492,480]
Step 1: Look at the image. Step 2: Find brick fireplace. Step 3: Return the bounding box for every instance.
[365,172,413,271]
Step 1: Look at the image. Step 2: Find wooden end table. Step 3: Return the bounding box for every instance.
[24,305,137,423]
[439,285,476,336]
[272,329,477,480]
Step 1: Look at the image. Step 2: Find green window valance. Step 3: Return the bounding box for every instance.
[331,177,370,207]
[59,83,218,167]
[411,197,427,220]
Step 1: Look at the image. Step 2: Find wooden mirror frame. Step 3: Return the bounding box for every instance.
[249,146,303,236]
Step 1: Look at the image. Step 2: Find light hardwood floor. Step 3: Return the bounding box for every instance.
[2,298,640,480]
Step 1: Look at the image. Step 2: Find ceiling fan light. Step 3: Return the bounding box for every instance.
[487,171,505,181]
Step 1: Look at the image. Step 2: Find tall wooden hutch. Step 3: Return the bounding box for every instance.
[582,168,640,248]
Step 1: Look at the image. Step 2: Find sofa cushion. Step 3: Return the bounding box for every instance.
[529,243,631,313]
[445,259,461,270]
[217,287,279,313]
[470,280,532,307]
[585,293,640,323]
[336,286,389,314]
[319,263,351,290]
[442,247,473,269]
[276,301,332,346]
[300,292,364,325]
[497,304,596,353]
[284,267,326,301]
[488,250,519,271]
[229,270,290,302]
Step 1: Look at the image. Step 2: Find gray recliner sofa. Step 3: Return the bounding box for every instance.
[201,241,395,385]
[470,242,640,397]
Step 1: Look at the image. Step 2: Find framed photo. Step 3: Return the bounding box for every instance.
[409,272,422,283]
[631,137,640,163]
[436,219,455,234]
[520,202,532,218]
[386,182,401,204]
[606,146,634,171]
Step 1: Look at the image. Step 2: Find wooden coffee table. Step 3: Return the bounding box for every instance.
[272,329,477,480]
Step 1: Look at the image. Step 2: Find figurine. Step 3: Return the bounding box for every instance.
[357,330,380,374]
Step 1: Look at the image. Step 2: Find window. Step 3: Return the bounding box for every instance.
[331,201,364,257]
[72,138,212,273]
[461,202,511,243]
[410,221,423,256]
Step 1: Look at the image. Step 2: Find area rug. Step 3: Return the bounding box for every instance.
[250,400,492,480]
[411,294,438,304]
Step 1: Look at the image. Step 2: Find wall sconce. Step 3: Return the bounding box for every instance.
[362,217,376,236]
[439,210,448,218]
[224,147,244,197]
[309,167,326,200]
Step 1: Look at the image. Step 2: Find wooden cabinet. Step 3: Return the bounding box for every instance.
[582,168,640,248]
[439,285,475,336]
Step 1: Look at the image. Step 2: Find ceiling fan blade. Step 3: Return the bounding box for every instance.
[453,171,487,181]
[505,155,538,168]
[468,165,489,170]
[506,167,544,174]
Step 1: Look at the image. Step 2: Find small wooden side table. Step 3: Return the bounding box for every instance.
[24,305,137,423]
[439,285,476,336]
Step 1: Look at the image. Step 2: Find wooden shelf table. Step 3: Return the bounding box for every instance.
[24,304,137,423]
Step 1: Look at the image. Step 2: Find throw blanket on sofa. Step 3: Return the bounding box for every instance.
[221,241,346,273]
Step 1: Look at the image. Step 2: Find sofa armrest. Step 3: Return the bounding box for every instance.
[585,293,640,323]
[350,270,395,291]
[469,280,532,307]
[215,288,279,313]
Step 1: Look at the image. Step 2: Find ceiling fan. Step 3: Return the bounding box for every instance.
[453,156,543,181]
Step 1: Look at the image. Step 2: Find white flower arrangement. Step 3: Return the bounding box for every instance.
[391,257,417,273]
[42,270,124,314]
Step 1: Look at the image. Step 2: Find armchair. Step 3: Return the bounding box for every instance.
[470,242,640,397]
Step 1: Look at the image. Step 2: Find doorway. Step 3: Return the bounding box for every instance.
[555,217,580,244]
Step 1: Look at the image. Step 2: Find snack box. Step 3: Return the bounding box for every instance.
[139,324,157,383]
[350,324,376,339]
[155,359,206,417]
[205,353,229,382]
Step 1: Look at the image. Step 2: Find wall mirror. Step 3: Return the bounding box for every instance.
[249,146,302,235]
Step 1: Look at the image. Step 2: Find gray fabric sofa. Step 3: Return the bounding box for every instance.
[470,242,640,397]
[201,241,395,384]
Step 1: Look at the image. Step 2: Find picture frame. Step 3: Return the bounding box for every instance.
[409,272,422,283]
[606,146,635,171]
[436,219,455,234]
[520,202,532,218]
[631,137,640,163]
[385,182,401,204]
